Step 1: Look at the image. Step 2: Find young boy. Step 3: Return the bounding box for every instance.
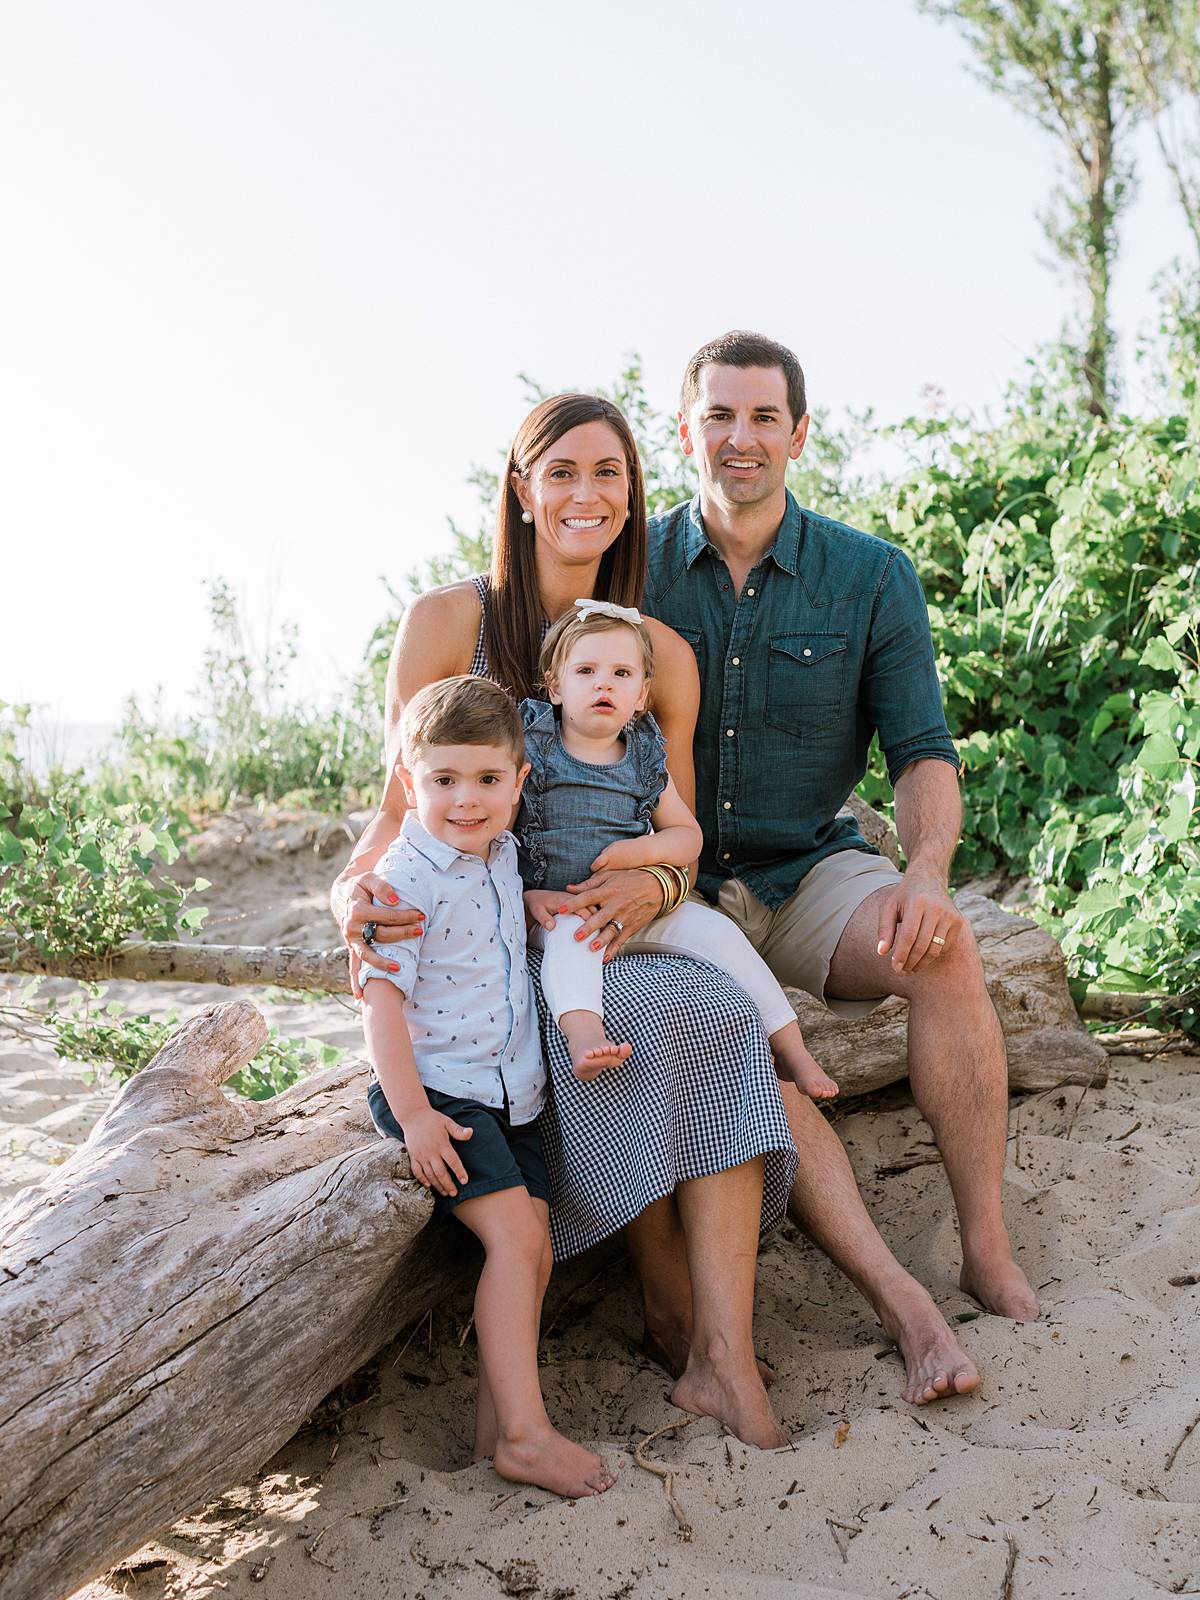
[361,675,617,1499]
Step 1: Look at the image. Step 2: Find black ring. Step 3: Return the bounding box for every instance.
[362,919,378,947]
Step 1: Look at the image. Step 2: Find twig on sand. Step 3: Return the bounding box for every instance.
[1001,1533,1018,1599]
[633,1419,694,1540]
[1063,1068,1101,1139]
[875,1152,944,1179]
[1166,1412,1200,1473]
[390,1310,433,1368]
[304,1499,408,1567]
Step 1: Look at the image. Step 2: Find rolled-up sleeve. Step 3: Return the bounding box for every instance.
[358,860,428,996]
[863,550,961,787]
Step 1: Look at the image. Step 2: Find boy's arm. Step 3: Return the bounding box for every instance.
[591,775,704,872]
[362,981,474,1196]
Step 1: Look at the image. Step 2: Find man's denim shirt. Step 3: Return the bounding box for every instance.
[644,491,960,911]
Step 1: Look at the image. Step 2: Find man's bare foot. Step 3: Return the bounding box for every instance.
[770,1030,839,1100]
[960,1255,1040,1321]
[878,1284,981,1405]
[640,1330,777,1389]
[492,1426,620,1498]
[670,1352,788,1449]
[560,1011,633,1081]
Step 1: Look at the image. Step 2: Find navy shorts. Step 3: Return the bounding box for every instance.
[367,1079,552,1219]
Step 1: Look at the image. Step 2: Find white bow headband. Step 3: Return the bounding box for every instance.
[573,598,644,626]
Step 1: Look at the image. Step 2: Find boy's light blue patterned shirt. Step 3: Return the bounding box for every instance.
[362,813,545,1125]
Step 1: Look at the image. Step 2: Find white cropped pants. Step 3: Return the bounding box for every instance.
[529,901,797,1039]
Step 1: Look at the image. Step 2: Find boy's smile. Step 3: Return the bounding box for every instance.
[400,742,529,858]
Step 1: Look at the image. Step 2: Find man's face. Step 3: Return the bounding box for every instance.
[679,364,809,510]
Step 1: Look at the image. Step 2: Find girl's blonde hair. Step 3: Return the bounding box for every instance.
[538,610,655,695]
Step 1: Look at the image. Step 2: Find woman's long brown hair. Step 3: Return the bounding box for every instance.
[485,394,647,702]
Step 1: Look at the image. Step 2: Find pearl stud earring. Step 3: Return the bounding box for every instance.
[521,511,534,524]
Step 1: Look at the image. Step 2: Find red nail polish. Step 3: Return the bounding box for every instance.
[388,963,401,972]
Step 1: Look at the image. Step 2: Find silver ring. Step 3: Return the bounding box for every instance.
[931,935,946,945]
[362,919,378,947]
[611,919,623,933]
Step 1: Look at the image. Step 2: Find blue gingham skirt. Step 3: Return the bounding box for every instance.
[528,947,798,1260]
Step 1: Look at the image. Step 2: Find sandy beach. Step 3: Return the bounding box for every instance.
[3,815,1198,1600]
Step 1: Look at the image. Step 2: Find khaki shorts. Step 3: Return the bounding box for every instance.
[698,849,903,1019]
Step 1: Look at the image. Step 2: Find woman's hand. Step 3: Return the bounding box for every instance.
[558,868,665,958]
[524,889,569,933]
[336,872,425,999]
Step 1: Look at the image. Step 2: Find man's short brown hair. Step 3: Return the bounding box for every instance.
[680,330,807,427]
[400,676,525,768]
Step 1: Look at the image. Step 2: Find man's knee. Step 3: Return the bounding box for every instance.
[911,921,987,997]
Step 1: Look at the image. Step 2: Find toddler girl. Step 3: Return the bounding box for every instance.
[518,600,838,1098]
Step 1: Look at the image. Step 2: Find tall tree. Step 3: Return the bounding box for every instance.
[920,1,1139,415]
[1116,0,1200,264]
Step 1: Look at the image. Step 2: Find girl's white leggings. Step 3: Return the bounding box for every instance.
[528,901,798,1039]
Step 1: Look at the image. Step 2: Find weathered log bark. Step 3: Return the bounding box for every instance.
[0,936,349,993]
[0,1001,467,1600]
[787,891,1108,1096]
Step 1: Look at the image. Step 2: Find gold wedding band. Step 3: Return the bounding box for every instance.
[931,935,947,945]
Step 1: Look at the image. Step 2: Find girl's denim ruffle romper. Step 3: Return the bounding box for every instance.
[516,699,669,890]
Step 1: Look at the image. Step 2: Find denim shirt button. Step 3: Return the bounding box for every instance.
[725,728,735,737]
[731,656,741,665]
[746,587,755,596]
[723,801,732,810]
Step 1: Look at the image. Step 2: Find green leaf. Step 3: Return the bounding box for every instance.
[1137,733,1182,780]
[1139,637,1184,674]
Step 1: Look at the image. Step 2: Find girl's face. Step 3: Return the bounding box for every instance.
[549,625,649,741]
[513,421,631,571]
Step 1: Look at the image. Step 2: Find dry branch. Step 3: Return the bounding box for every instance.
[0,1001,468,1600]
[0,936,349,993]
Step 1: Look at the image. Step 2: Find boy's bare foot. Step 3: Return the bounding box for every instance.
[560,1010,633,1081]
[960,1253,1040,1322]
[670,1351,788,1449]
[493,1425,620,1498]
[877,1282,981,1405]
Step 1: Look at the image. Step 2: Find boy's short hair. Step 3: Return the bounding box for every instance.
[680,330,807,427]
[538,611,655,693]
[401,676,525,768]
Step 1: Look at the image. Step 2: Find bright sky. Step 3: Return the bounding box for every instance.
[2,0,1191,732]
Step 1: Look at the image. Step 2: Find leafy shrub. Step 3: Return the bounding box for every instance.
[0,704,208,962]
[4,981,343,1101]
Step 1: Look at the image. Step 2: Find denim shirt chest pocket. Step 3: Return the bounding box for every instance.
[765,632,848,737]
[673,624,705,675]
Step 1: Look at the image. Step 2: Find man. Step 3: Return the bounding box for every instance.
[640,330,1039,1401]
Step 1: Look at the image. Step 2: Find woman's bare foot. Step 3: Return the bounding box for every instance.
[770,1028,839,1100]
[878,1282,981,1405]
[493,1425,620,1498]
[670,1350,788,1449]
[560,1010,632,1081]
[960,1253,1040,1321]
[640,1329,777,1389]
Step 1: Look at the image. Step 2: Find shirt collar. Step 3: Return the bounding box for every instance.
[685,489,803,576]
[401,811,511,872]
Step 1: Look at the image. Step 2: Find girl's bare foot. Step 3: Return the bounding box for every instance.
[769,1028,839,1100]
[670,1352,788,1450]
[493,1425,621,1498]
[560,1010,633,1081]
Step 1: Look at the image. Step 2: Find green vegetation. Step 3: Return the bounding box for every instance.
[1,981,344,1101]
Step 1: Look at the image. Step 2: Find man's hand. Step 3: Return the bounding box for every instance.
[524,888,569,933]
[875,869,966,975]
[558,868,665,957]
[336,873,425,998]
[400,1105,475,1197]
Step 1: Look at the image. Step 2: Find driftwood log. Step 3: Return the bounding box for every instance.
[0,1001,468,1600]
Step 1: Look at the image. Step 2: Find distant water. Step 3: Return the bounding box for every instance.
[15,720,120,779]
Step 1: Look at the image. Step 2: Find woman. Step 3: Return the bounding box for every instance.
[332,394,797,1448]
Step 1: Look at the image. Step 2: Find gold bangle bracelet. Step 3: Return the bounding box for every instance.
[664,864,689,912]
[639,864,673,915]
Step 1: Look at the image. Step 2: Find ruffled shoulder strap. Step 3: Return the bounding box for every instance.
[628,711,669,820]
